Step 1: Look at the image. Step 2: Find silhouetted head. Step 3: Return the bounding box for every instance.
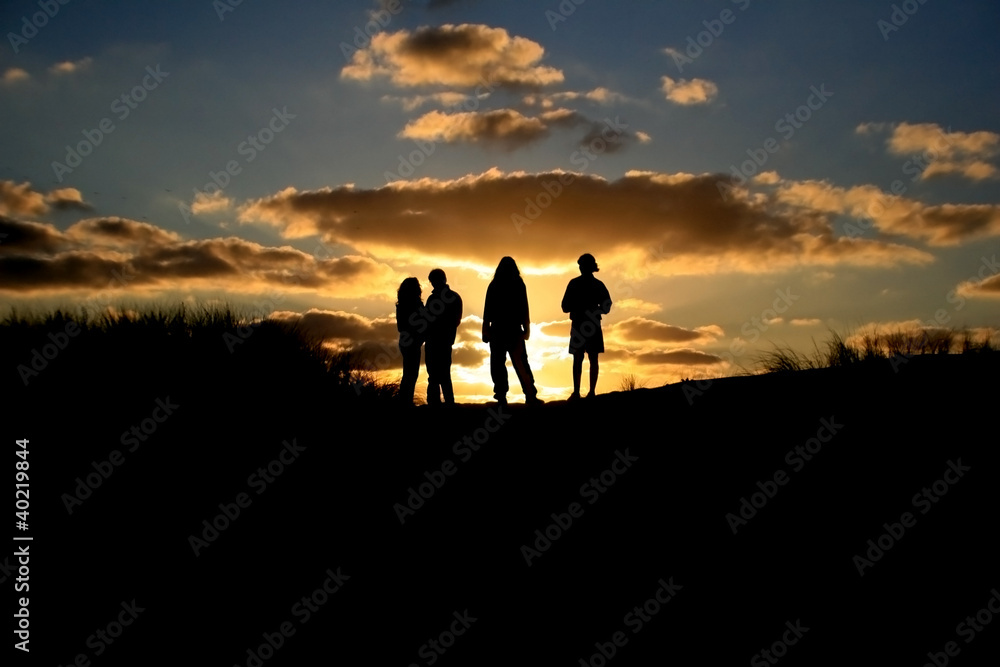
[578,253,599,273]
[493,256,520,282]
[428,268,447,289]
[396,277,422,306]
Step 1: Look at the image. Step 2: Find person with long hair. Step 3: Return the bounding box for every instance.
[482,257,543,406]
[396,277,424,405]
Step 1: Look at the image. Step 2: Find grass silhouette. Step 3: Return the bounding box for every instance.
[2,302,399,407]
[751,326,998,374]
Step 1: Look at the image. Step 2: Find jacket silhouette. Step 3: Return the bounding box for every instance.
[424,269,462,405]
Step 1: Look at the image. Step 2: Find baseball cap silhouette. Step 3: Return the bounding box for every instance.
[578,253,599,272]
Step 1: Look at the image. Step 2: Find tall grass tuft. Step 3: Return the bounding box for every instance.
[0,302,399,406]
[618,372,648,391]
[751,325,997,375]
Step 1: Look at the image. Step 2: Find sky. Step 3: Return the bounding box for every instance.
[2,0,999,402]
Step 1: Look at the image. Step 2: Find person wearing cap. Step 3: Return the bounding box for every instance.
[561,253,612,400]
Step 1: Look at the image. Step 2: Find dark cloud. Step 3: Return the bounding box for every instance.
[0,217,69,255]
[635,350,725,366]
[0,218,401,297]
[275,308,487,370]
[399,108,648,152]
[611,317,721,344]
[240,169,934,274]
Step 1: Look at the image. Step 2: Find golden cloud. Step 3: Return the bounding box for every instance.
[341,24,564,88]
[524,87,631,109]
[2,67,30,84]
[957,273,1000,299]
[775,178,1000,246]
[238,169,935,274]
[399,108,548,147]
[49,57,93,75]
[1,181,48,217]
[191,190,234,215]
[0,181,91,217]
[860,122,1000,182]
[397,108,647,151]
[661,76,718,105]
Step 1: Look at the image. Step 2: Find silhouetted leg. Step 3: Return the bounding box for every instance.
[440,344,455,404]
[588,351,599,396]
[425,340,441,405]
[509,337,537,398]
[572,352,583,396]
[489,339,509,401]
[399,344,420,404]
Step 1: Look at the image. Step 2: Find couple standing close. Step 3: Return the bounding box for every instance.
[396,254,611,406]
[396,269,463,407]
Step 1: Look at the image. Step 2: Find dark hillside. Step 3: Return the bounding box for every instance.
[5,312,997,665]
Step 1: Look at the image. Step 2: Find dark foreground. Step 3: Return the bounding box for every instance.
[7,352,999,665]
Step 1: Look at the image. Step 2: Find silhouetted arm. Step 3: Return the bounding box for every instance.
[522,283,531,340]
[599,281,612,315]
[482,287,491,343]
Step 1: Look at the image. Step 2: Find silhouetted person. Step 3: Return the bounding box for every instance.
[424,268,463,406]
[483,257,543,406]
[396,277,423,405]
[562,253,612,399]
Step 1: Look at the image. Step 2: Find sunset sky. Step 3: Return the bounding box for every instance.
[2,0,999,402]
